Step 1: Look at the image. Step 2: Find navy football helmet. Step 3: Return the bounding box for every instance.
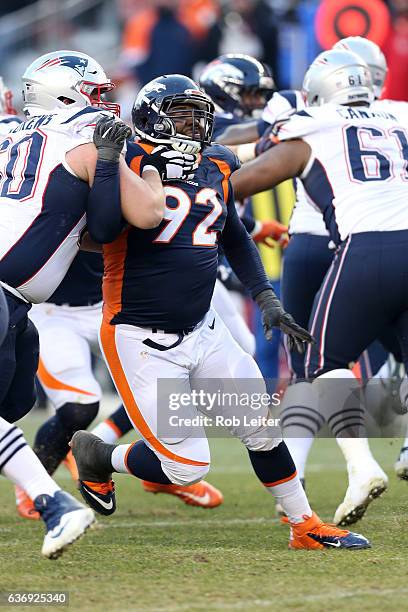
[199,54,275,117]
[132,74,215,151]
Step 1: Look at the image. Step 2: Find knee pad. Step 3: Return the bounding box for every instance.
[58,401,99,433]
[160,459,210,486]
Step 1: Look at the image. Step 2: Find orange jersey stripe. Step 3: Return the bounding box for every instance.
[37,358,96,397]
[208,157,231,202]
[263,470,297,488]
[100,320,209,467]
[102,227,129,322]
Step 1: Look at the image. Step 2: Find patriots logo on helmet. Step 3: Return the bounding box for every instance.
[36,56,89,77]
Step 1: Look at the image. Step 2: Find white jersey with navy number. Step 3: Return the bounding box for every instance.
[263,91,329,237]
[0,106,107,303]
[372,98,408,126]
[0,113,22,135]
[276,104,408,241]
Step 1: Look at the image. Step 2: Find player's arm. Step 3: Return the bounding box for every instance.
[219,186,313,351]
[231,139,311,200]
[66,117,165,241]
[217,121,259,145]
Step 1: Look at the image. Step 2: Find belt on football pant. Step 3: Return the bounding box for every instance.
[142,325,196,352]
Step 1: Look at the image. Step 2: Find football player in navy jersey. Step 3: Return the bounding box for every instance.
[0,48,193,557]
[70,74,371,551]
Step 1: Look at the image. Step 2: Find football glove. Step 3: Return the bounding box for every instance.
[255,125,277,157]
[141,145,199,182]
[93,116,132,163]
[251,220,289,248]
[255,288,314,353]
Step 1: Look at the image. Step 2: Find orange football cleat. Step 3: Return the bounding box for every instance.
[288,512,370,550]
[62,450,79,481]
[142,480,224,508]
[15,485,40,520]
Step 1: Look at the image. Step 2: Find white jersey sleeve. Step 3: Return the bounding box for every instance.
[262,91,329,237]
[0,106,112,303]
[276,104,408,241]
[0,114,23,136]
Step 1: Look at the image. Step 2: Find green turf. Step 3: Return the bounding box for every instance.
[1,416,407,611]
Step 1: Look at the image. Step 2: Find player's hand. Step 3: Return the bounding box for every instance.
[93,116,132,163]
[141,145,199,182]
[255,125,276,157]
[255,288,314,353]
[252,220,289,248]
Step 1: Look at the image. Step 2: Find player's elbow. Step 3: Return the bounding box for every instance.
[88,223,122,244]
[135,210,163,229]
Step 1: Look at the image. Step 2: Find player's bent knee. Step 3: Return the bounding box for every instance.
[242,435,282,453]
[58,401,99,431]
[160,460,210,486]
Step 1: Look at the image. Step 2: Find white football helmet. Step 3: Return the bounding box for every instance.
[0,77,16,115]
[333,36,387,99]
[302,49,374,107]
[22,50,119,116]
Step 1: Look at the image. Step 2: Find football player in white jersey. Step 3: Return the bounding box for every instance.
[231,48,408,525]
[333,36,408,481]
[0,48,187,556]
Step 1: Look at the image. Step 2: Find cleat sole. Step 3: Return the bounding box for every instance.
[336,483,387,527]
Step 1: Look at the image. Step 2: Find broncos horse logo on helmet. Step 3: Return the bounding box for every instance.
[199,54,275,117]
[132,74,215,152]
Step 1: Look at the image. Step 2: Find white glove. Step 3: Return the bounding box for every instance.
[142,145,199,182]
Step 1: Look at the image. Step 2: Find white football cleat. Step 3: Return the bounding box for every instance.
[334,462,388,526]
[395,446,408,481]
[34,491,95,559]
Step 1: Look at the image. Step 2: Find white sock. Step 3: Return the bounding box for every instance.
[285,437,314,480]
[265,475,312,523]
[336,437,376,469]
[111,444,131,473]
[0,419,60,500]
[91,420,121,444]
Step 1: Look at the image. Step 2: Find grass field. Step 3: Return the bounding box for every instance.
[1,414,407,612]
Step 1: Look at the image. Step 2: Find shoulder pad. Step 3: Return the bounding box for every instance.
[204,143,240,173]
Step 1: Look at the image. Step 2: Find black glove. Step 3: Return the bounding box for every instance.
[255,288,314,353]
[93,116,132,163]
[140,145,198,181]
[255,125,275,157]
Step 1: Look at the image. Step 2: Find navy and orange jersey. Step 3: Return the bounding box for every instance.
[102,141,240,330]
[48,251,103,306]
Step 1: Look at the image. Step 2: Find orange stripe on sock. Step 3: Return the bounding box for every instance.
[105,418,123,438]
[37,358,96,397]
[263,470,297,488]
[100,319,209,467]
[124,441,135,473]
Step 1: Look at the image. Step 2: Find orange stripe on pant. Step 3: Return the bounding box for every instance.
[100,319,209,467]
[263,470,297,488]
[37,358,96,397]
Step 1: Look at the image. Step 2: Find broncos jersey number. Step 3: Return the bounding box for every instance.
[0,131,46,200]
[344,125,408,183]
[154,186,224,246]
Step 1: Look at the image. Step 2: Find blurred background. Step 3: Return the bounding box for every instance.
[2,0,407,123]
[3,0,407,401]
